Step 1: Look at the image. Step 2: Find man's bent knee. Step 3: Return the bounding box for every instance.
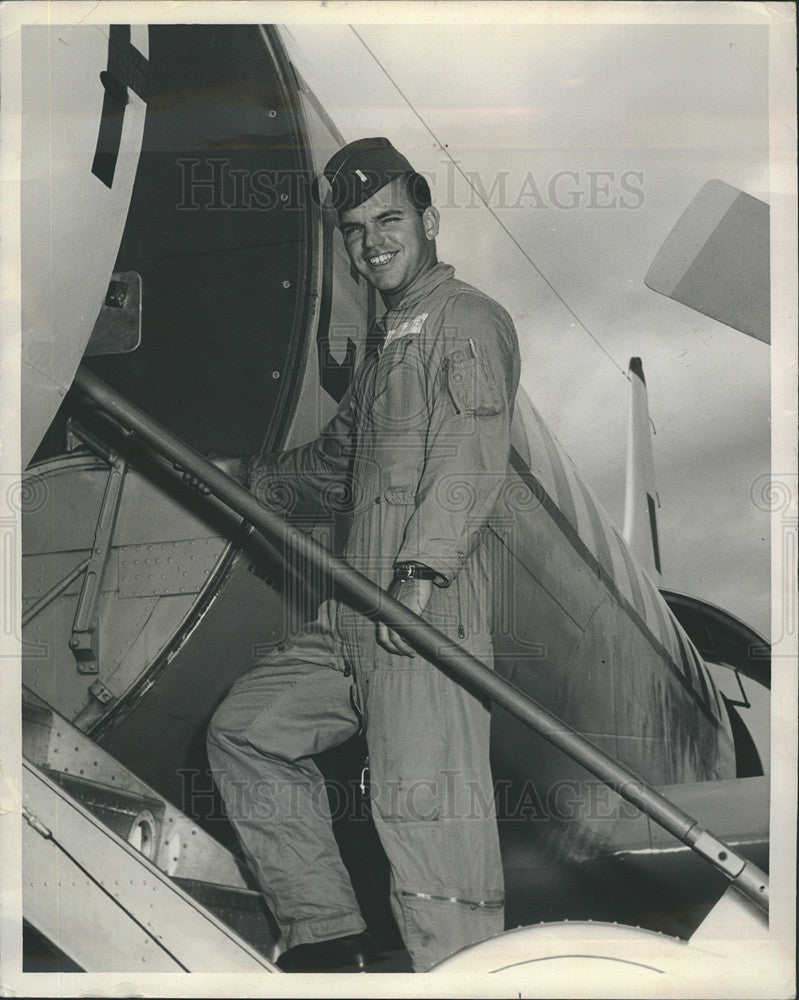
[207,701,228,748]
[206,694,247,762]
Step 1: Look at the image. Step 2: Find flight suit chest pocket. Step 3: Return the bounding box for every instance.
[443,345,504,416]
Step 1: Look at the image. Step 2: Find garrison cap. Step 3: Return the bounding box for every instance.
[323,137,415,213]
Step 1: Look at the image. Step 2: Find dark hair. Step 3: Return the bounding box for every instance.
[402,171,432,214]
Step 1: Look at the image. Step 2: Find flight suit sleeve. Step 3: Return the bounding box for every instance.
[248,389,356,516]
[395,294,520,584]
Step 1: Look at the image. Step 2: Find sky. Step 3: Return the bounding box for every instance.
[284,16,774,638]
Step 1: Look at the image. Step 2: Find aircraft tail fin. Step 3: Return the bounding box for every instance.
[623,357,662,577]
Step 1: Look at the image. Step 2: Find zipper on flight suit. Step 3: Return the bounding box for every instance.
[349,681,365,736]
[398,889,503,910]
[441,356,461,414]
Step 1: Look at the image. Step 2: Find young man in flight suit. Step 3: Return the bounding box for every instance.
[206,138,521,972]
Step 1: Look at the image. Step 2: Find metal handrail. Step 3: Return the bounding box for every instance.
[71,365,770,913]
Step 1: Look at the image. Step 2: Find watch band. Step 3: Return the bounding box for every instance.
[393,562,439,583]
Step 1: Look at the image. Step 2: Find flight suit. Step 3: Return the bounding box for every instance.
[207,262,521,971]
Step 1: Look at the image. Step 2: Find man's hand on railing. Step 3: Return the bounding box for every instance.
[377,577,432,658]
[175,453,250,495]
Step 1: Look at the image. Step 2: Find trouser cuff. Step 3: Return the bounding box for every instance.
[285,911,367,950]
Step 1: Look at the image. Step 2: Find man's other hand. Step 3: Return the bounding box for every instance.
[176,453,249,494]
[376,577,433,658]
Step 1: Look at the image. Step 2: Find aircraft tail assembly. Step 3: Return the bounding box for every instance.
[623,357,662,578]
[644,180,770,344]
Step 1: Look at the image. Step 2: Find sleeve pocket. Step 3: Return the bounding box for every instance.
[443,348,504,416]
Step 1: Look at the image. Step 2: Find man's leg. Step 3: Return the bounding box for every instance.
[362,642,505,972]
[207,624,366,950]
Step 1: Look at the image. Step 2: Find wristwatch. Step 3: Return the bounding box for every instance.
[393,562,439,583]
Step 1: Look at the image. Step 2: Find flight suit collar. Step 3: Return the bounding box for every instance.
[386,262,455,314]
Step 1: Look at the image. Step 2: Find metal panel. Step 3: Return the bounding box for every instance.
[51,771,165,847]
[23,762,276,971]
[23,827,181,973]
[23,693,254,890]
[22,457,230,726]
[118,538,228,597]
[24,550,120,603]
[23,588,160,721]
[21,25,147,466]
[85,271,142,356]
[98,547,291,813]
[492,488,604,635]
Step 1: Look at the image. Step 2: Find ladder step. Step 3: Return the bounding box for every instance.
[172,877,277,958]
[22,688,279,964]
[50,771,165,851]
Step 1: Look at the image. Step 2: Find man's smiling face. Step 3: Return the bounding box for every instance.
[339,177,439,307]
